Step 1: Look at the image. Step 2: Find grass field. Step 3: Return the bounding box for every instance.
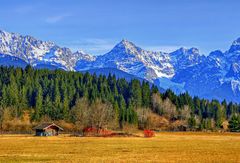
[0,132,240,163]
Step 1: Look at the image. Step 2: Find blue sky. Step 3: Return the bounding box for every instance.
[0,0,240,55]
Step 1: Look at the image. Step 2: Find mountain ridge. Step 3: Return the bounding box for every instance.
[1,29,240,102]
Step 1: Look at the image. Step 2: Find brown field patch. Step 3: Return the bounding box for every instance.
[0,132,239,162]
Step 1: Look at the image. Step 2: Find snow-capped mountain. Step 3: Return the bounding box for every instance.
[75,39,174,80]
[170,47,205,70]
[0,30,92,70]
[75,38,240,102]
[170,37,240,102]
[1,29,240,102]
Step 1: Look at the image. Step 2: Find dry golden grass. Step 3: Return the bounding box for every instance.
[0,132,240,163]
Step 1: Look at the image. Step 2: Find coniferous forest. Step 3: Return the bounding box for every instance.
[0,65,240,133]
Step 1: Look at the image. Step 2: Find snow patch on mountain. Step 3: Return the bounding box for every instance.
[75,40,175,80]
[0,30,91,70]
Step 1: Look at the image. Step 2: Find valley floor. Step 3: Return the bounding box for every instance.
[0,132,240,162]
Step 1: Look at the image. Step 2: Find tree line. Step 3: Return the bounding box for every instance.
[0,65,239,133]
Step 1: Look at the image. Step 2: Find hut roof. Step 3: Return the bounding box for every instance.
[33,122,63,131]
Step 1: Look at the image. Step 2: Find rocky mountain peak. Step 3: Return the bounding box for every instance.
[171,47,200,56]
[229,37,240,53]
[112,39,142,55]
[73,50,95,61]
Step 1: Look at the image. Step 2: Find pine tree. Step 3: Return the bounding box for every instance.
[215,106,223,128]
[1,85,8,107]
[62,89,69,120]
[127,102,138,124]
[229,115,240,132]
[53,80,61,120]
[188,116,196,130]
[34,85,43,121]
[129,79,142,107]
[9,74,19,107]
[118,95,126,129]
[19,86,28,109]
[43,95,53,118]
[142,81,151,108]
[113,101,120,127]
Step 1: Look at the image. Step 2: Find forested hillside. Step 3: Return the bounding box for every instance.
[0,66,240,133]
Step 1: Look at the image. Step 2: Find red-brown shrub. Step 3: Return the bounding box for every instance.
[98,129,113,137]
[83,127,113,137]
[144,129,155,137]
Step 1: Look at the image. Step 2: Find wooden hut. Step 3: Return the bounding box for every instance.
[33,122,63,136]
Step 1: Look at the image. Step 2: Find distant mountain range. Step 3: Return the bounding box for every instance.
[1,29,240,102]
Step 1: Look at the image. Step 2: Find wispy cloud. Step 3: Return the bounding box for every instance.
[14,5,35,14]
[45,14,72,24]
[64,38,117,55]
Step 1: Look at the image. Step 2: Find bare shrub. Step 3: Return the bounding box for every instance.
[147,112,169,130]
[70,98,90,132]
[56,120,75,133]
[151,95,178,121]
[162,98,177,120]
[151,93,163,114]
[179,105,191,120]
[122,123,139,134]
[137,108,151,129]
[70,98,115,134]
[89,99,115,130]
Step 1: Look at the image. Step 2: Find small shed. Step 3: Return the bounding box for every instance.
[33,122,63,136]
